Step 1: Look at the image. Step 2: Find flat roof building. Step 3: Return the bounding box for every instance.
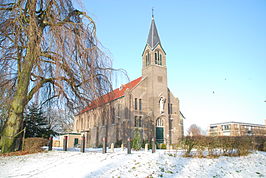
[208,121,266,136]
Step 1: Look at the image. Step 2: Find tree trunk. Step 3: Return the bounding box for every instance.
[0,66,33,153]
[0,55,36,153]
[0,108,24,153]
[0,0,38,153]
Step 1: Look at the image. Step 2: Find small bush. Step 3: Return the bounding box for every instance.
[24,137,48,152]
[161,144,167,149]
[181,136,197,156]
[132,129,142,150]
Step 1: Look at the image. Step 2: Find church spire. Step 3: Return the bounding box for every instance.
[147,10,161,50]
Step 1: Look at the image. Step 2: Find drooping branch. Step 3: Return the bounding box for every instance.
[0,1,120,152]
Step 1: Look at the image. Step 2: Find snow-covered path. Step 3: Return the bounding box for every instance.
[0,149,265,178]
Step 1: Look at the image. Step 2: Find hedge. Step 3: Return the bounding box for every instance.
[181,136,266,157]
[24,137,48,152]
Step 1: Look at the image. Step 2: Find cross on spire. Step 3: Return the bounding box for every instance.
[152,8,154,19]
[147,9,161,50]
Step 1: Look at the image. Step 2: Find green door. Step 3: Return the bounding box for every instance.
[74,138,79,146]
[156,127,164,143]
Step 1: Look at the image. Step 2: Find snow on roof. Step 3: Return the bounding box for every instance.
[79,77,142,114]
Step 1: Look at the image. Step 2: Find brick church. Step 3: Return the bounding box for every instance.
[73,16,184,147]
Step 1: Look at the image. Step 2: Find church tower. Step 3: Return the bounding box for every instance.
[142,15,173,143]
[142,15,167,80]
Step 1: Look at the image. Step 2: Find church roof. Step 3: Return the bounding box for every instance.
[79,77,142,114]
[147,17,161,50]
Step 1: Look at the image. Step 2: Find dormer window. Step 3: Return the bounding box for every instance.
[155,50,162,66]
[145,52,150,66]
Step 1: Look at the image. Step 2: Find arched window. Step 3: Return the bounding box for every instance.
[102,111,106,126]
[111,107,115,124]
[155,51,158,64]
[134,116,138,127]
[87,117,90,128]
[81,118,83,129]
[139,116,142,127]
[155,50,162,66]
[156,118,164,127]
[146,52,150,66]
[93,114,96,127]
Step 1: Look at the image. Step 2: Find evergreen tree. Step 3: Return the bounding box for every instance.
[132,129,142,151]
[24,105,57,138]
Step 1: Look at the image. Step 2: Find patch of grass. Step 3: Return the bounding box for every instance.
[135,162,140,165]
[168,153,176,157]
[165,170,173,174]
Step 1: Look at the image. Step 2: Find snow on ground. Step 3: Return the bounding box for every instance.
[0,148,266,178]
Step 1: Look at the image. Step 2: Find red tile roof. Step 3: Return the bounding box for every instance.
[79,77,142,114]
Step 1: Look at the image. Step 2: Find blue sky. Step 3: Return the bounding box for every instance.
[80,0,266,132]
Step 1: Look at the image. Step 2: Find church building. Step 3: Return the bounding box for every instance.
[73,15,184,147]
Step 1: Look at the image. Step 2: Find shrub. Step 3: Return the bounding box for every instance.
[132,129,142,150]
[181,136,197,156]
[24,137,48,152]
[195,136,206,157]
[180,136,265,158]
[161,144,167,149]
[252,136,266,151]
[235,136,252,156]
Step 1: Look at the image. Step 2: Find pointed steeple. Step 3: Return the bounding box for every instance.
[147,14,161,50]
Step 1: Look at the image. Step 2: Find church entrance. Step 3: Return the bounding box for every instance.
[156,118,164,143]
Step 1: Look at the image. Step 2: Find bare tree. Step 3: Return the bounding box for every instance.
[187,124,202,136]
[0,0,113,153]
[45,107,74,133]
